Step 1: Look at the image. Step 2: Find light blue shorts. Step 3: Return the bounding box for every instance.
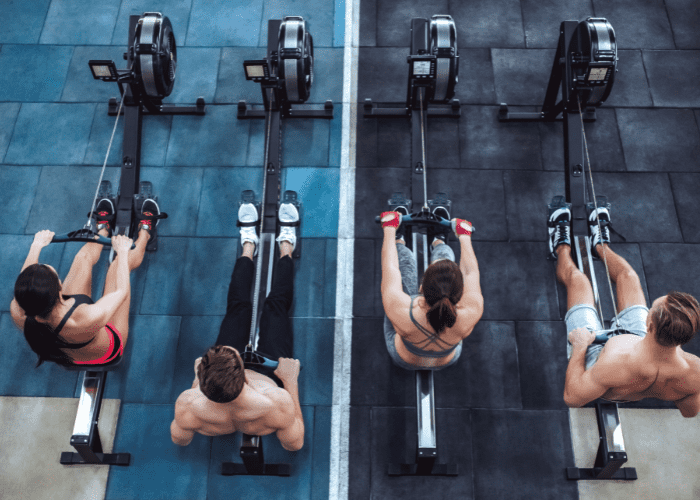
[565,304,648,370]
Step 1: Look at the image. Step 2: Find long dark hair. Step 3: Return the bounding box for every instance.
[14,264,72,367]
[421,259,463,333]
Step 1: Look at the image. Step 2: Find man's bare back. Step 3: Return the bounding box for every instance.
[171,357,304,450]
[594,334,700,403]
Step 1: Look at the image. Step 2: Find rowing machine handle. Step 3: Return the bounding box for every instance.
[374,214,452,227]
[52,229,135,249]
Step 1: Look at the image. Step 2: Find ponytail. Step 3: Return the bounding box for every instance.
[422,260,463,333]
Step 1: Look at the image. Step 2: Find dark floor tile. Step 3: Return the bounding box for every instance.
[0,45,74,102]
[665,0,700,49]
[5,104,95,165]
[166,105,248,167]
[670,174,700,243]
[310,406,332,500]
[426,116,460,169]
[0,166,41,234]
[473,241,560,321]
[0,103,20,162]
[355,116,378,168]
[348,406,372,499]
[376,119,412,168]
[603,50,654,108]
[139,236,188,315]
[282,120,331,167]
[461,106,543,170]
[434,321,521,409]
[640,243,700,301]
[293,318,334,406]
[521,0,595,49]
[293,239,337,318]
[259,0,335,48]
[83,103,173,167]
[196,167,262,237]
[492,49,555,105]
[376,0,449,47]
[427,169,508,241]
[208,406,315,500]
[170,315,222,401]
[329,109,343,167]
[139,167,203,237]
[354,168,409,239]
[359,0,377,47]
[516,321,569,409]
[40,0,120,44]
[358,47,410,104]
[370,408,474,499]
[25,166,121,235]
[107,404,210,500]
[540,108,626,172]
[0,312,79,397]
[350,318,414,406]
[215,48,266,104]
[61,46,126,103]
[617,108,700,172]
[643,50,700,108]
[111,0,193,46]
[453,49,497,105]
[352,239,382,318]
[309,48,345,104]
[450,0,525,48]
[593,0,675,49]
[0,0,50,44]
[165,48,220,105]
[472,409,578,500]
[186,0,263,47]
[123,315,183,404]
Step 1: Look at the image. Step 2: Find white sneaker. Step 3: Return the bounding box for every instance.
[276,203,299,250]
[238,203,259,253]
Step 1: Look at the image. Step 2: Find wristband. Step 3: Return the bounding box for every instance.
[380,211,401,229]
[452,218,474,236]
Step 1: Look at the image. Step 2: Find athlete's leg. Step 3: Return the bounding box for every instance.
[61,228,110,298]
[101,228,150,347]
[216,243,257,351]
[556,245,595,310]
[257,242,294,359]
[595,243,646,311]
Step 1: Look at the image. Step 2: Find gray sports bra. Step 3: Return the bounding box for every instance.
[401,295,460,358]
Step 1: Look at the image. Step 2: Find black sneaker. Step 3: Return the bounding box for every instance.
[587,202,611,259]
[547,196,571,259]
[138,199,160,233]
[94,198,114,233]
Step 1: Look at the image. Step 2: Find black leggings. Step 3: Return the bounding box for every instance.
[216,255,294,360]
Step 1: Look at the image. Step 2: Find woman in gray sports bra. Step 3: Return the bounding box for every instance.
[380,211,484,370]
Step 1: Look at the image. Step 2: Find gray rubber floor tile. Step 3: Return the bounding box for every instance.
[358,47,410,104]
[503,169,562,242]
[453,49,497,105]
[520,0,595,49]
[348,406,372,499]
[643,50,700,108]
[669,174,700,243]
[473,241,560,321]
[640,243,700,301]
[449,0,525,48]
[598,50,653,108]
[354,168,411,238]
[472,409,578,500]
[370,407,474,499]
[540,107,626,172]
[665,0,700,49]
[492,49,556,106]
[360,0,377,47]
[352,239,383,318]
[461,105,543,170]
[617,108,700,172]
[516,321,569,410]
[592,0,675,49]
[376,0,449,47]
[426,116,460,169]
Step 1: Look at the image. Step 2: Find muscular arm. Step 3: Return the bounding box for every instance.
[455,235,483,332]
[271,379,305,452]
[381,227,412,335]
[675,391,700,418]
[171,395,198,446]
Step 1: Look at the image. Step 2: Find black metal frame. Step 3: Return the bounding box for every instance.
[60,361,130,466]
[221,435,291,476]
[567,402,637,480]
[364,18,460,210]
[94,14,205,248]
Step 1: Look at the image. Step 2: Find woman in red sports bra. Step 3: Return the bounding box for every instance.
[10,199,159,367]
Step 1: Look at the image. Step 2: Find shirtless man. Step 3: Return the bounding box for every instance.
[170,201,304,450]
[548,202,700,416]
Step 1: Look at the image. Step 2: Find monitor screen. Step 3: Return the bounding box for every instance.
[246,65,266,78]
[92,65,113,78]
[587,67,608,81]
[413,61,431,76]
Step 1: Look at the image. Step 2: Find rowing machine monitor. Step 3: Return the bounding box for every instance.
[244,60,270,81]
[89,60,119,82]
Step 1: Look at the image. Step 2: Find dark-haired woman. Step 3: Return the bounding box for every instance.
[380,210,483,369]
[10,202,158,367]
